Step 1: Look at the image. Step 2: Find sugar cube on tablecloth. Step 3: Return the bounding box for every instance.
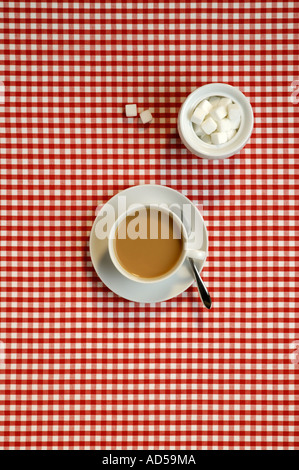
[217,118,232,132]
[140,109,153,124]
[210,105,227,121]
[201,116,217,135]
[211,132,228,145]
[125,103,137,117]
[228,103,241,121]
[191,106,206,125]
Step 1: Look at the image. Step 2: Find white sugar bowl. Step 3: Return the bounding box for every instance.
[178,83,254,160]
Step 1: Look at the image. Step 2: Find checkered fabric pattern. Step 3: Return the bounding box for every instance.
[0,1,298,450]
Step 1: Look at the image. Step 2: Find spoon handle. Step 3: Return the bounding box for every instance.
[189,258,212,309]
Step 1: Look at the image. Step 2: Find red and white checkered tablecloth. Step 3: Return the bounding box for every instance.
[0,0,298,450]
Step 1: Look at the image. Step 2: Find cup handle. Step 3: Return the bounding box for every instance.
[185,248,206,261]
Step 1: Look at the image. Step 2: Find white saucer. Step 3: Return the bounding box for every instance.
[89,184,208,303]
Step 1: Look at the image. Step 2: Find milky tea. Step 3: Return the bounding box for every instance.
[114,207,184,280]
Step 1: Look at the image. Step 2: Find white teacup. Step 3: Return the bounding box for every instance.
[108,204,206,283]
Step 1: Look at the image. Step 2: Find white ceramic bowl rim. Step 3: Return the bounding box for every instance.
[178,83,254,160]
